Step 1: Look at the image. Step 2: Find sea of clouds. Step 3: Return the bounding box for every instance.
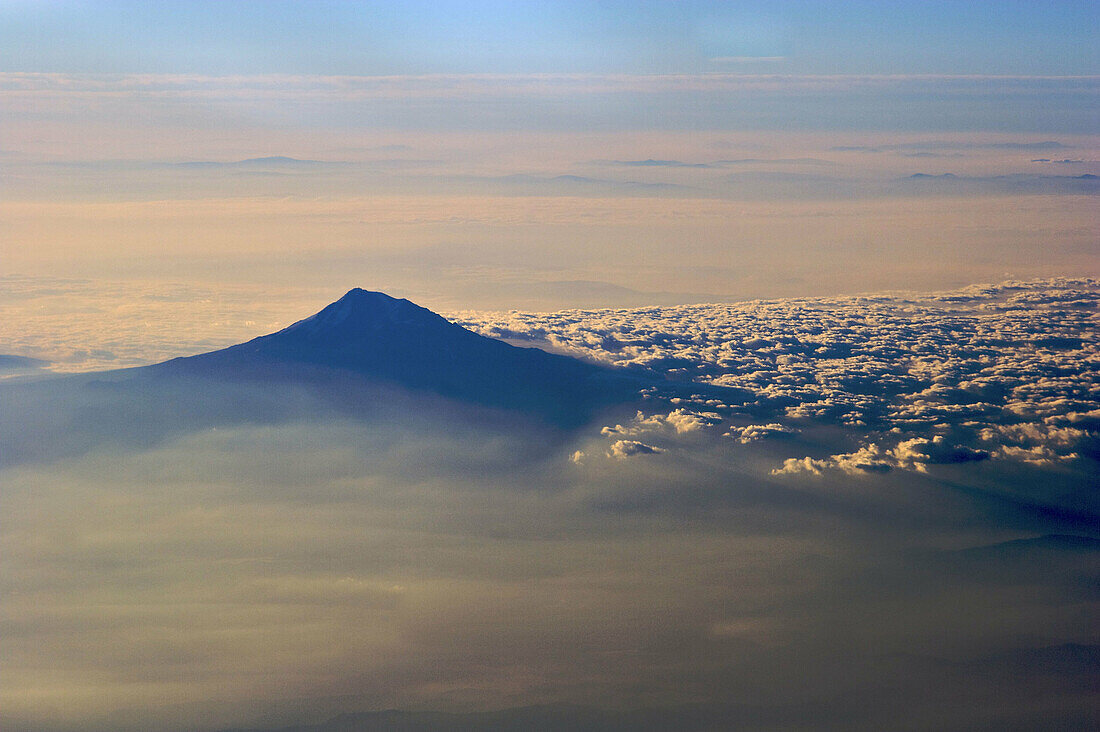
[456,278,1099,480]
[1,277,1097,731]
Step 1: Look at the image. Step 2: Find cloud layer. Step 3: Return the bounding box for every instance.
[458,278,1100,476]
[1,277,1097,731]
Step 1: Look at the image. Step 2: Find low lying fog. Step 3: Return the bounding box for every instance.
[1,365,1096,731]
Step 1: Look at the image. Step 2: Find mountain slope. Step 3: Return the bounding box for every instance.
[150,288,636,425]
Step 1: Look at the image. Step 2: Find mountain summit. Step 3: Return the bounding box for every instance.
[154,289,634,425]
[278,288,465,342]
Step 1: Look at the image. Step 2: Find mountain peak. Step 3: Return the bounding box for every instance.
[285,288,447,338]
[155,289,635,425]
[335,287,408,307]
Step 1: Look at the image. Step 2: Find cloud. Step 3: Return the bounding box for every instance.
[0,275,325,372]
[607,439,665,458]
[21,275,1092,479]
[897,172,1100,195]
[3,279,1099,730]
[460,278,1100,476]
[602,409,723,438]
[731,423,799,443]
[4,396,1095,730]
[833,140,1072,153]
[3,73,1088,99]
[4,73,1097,136]
[471,173,693,196]
[715,158,835,166]
[601,159,712,168]
[167,156,353,169]
[774,436,990,476]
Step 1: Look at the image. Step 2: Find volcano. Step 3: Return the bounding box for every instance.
[0,290,645,469]
[150,288,636,425]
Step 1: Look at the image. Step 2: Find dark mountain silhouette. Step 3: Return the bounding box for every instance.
[149,288,639,426]
[0,290,664,468]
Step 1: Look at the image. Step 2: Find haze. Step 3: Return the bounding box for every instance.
[1,3,1097,731]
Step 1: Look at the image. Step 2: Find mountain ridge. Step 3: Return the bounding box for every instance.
[150,288,638,426]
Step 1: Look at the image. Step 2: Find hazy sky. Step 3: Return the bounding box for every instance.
[3,1,1098,75]
[1,6,1099,731]
[1,1,1097,322]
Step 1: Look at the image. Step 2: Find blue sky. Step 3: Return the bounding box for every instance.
[2,0,1097,75]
